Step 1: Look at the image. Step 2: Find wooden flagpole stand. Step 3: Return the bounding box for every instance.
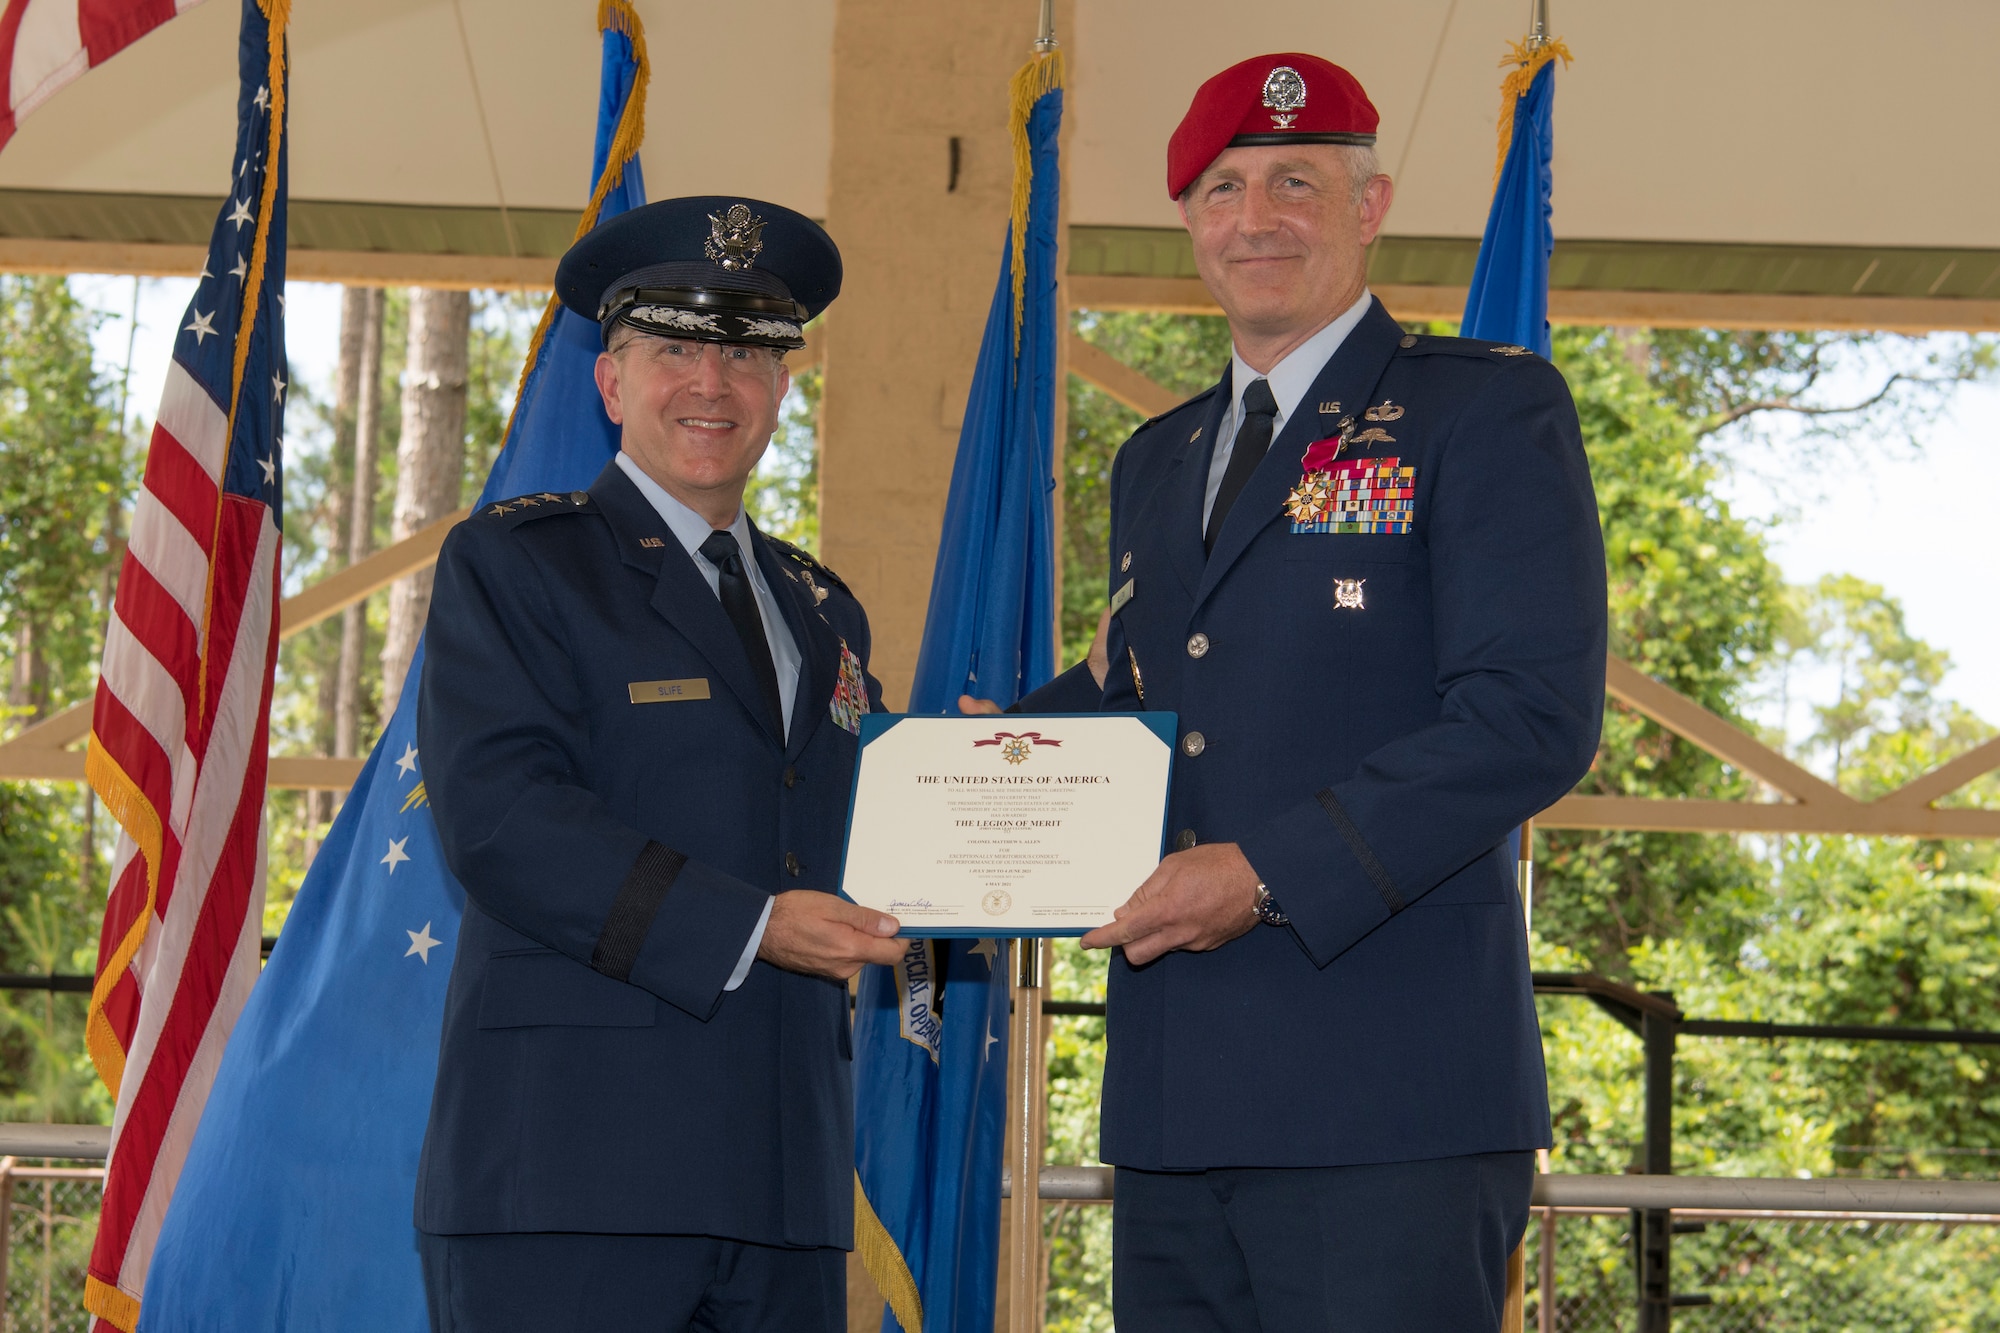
[1003,938,1050,1332]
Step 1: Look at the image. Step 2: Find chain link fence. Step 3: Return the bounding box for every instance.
[1,1162,102,1333]
[1526,1206,2000,1332]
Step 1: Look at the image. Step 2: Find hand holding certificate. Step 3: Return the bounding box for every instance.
[839,714,1177,935]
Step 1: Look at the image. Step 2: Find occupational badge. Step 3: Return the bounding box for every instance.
[1349,427,1397,446]
[1262,65,1307,129]
[1333,578,1367,610]
[1364,400,1406,422]
[829,638,869,735]
[704,203,766,271]
[798,568,830,605]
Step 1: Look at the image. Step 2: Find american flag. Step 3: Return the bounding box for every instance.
[82,1,288,1328]
[0,0,208,154]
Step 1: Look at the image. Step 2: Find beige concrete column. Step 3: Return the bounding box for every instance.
[821,0,1075,710]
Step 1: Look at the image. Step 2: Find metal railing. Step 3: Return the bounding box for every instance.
[0,1158,103,1333]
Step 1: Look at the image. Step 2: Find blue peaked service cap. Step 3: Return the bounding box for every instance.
[555,195,841,351]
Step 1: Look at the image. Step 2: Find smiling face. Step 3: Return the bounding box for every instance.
[1177,143,1394,369]
[593,330,792,527]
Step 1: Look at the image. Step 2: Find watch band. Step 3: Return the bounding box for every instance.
[1252,882,1288,927]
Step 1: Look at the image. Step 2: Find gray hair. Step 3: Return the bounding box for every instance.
[1337,143,1381,203]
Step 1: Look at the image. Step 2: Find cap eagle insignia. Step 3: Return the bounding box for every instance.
[704,203,766,271]
[1262,65,1307,129]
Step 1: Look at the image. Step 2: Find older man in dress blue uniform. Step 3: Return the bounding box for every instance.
[413,197,906,1332]
[999,54,1607,1329]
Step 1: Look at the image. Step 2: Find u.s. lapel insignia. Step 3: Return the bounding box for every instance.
[1333,578,1366,610]
[830,638,869,735]
[1364,400,1406,422]
[1190,426,1203,442]
[637,536,665,549]
[1318,401,1341,416]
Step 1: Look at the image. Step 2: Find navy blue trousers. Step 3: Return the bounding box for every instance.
[418,1231,845,1333]
[1113,1152,1534,1332]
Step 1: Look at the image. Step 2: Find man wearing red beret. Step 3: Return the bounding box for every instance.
[1003,52,1607,1329]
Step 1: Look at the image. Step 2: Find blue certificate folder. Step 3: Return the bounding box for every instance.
[837,712,1179,938]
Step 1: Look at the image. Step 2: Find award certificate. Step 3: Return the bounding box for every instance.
[839,713,1177,936]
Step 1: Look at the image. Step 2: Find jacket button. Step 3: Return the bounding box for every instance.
[785,852,802,877]
[1186,632,1210,659]
[1176,828,1197,851]
[783,765,798,789]
[1181,731,1206,757]
[1399,334,1417,348]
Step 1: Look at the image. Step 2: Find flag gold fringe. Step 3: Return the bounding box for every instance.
[84,1276,141,1333]
[81,731,166,1332]
[1490,36,1571,189]
[1007,48,1064,355]
[82,734,163,1103]
[501,0,651,446]
[855,1172,925,1331]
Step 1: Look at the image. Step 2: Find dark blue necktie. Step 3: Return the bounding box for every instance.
[699,530,784,733]
[1206,377,1278,555]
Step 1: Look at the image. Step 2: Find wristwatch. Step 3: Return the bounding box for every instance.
[1251,882,1288,927]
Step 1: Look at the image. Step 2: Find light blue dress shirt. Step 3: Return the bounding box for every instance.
[614,451,793,989]
[1202,287,1374,528]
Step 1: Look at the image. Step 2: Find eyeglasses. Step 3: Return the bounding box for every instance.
[620,336,784,380]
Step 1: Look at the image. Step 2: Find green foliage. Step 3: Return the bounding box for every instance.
[748,365,822,553]
[1647,328,1998,449]
[0,276,126,714]
[1061,311,1231,665]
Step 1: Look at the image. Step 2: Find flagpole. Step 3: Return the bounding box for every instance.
[1006,937,1050,1333]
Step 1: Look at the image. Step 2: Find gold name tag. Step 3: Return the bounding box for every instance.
[1109,578,1135,615]
[628,678,711,704]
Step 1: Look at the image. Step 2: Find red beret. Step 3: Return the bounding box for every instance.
[1167,53,1380,199]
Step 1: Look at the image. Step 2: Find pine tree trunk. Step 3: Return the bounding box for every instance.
[308,287,370,837]
[380,288,470,707]
[8,621,45,721]
[335,287,386,760]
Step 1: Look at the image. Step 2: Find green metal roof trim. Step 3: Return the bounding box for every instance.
[0,188,581,258]
[4,191,1998,302]
[1070,225,2000,302]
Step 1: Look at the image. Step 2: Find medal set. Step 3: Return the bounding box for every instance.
[1282,400,1415,535]
[830,638,870,735]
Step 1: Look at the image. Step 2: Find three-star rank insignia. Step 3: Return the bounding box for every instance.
[1490,345,1531,357]
[1333,578,1366,610]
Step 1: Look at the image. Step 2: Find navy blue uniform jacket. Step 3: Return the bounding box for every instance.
[1028,301,1606,1170]
[414,460,882,1247]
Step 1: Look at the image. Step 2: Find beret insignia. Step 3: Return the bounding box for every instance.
[1261,65,1307,129]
